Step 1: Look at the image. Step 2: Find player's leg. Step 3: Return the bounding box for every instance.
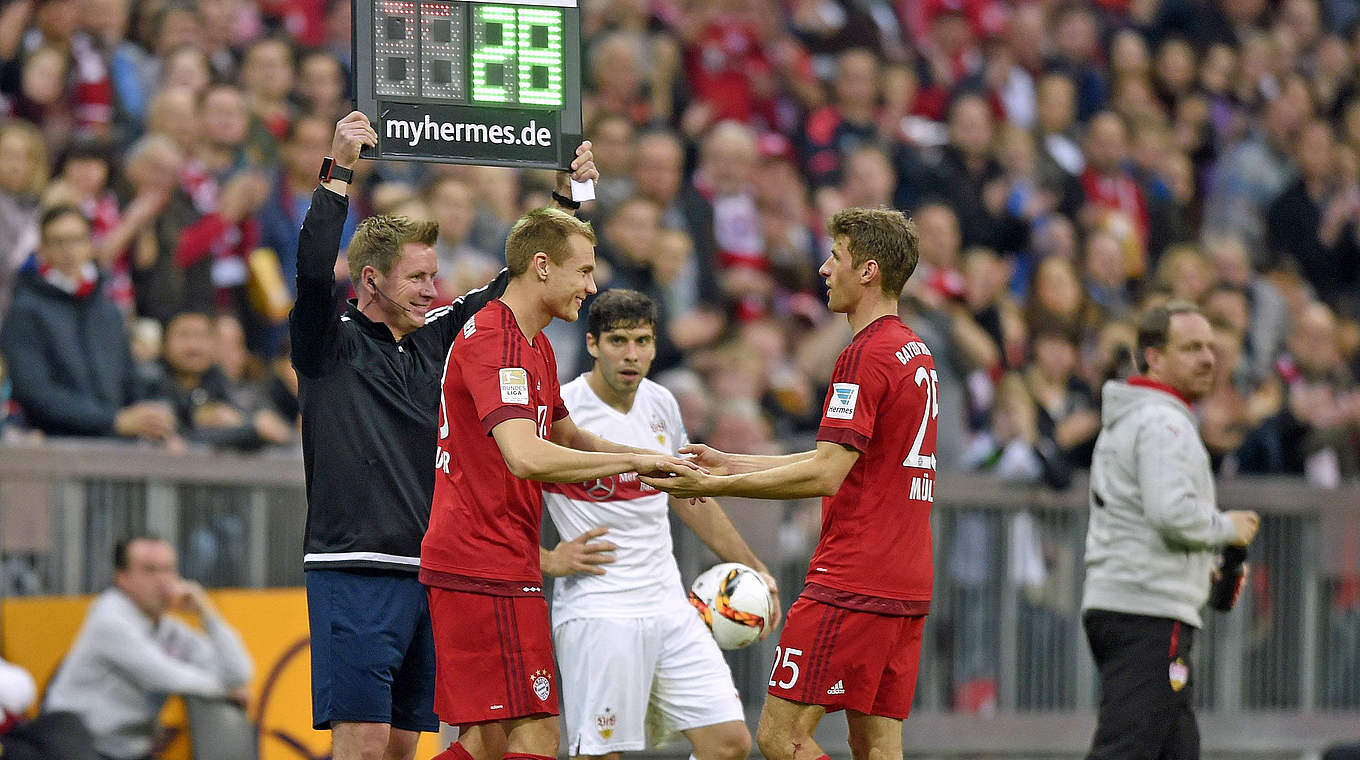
[382,729,419,760]
[682,721,751,760]
[651,607,750,760]
[441,722,509,760]
[846,612,924,760]
[554,617,656,759]
[426,590,560,760]
[387,574,442,760]
[755,695,826,760]
[504,713,561,755]
[332,722,394,760]
[844,711,903,760]
[307,570,421,760]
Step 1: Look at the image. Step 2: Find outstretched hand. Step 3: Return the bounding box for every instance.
[638,460,717,499]
[543,526,617,577]
[678,443,734,475]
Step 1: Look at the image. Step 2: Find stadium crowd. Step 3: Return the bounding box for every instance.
[1,0,1359,488]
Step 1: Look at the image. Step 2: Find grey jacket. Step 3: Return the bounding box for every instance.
[44,589,253,759]
[1081,380,1239,628]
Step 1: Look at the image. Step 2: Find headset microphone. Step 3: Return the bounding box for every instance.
[368,278,415,315]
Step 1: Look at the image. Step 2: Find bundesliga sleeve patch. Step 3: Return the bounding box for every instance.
[826,383,860,420]
[500,368,530,404]
[462,317,477,338]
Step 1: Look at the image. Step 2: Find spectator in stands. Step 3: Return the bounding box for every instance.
[1199,283,1284,472]
[1204,76,1309,254]
[1023,321,1100,470]
[0,120,48,326]
[45,535,253,760]
[294,49,348,123]
[1274,301,1360,486]
[422,174,499,299]
[215,313,298,426]
[923,93,1029,254]
[144,310,292,449]
[0,657,96,760]
[1034,72,1084,178]
[631,128,722,300]
[799,47,880,187]
[1267,119,1360,313]
[0,205,176,441]
[1204,234,1289,381]
[692,120,771,318]
[238,35,294,143]
[1082,230,1133,321]
[1154,243,1216,305]
[1081,111,1150,281]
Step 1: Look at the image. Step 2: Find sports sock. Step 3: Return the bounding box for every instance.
[434,742,476,760]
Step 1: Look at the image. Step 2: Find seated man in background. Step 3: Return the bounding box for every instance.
[44,536,253,760]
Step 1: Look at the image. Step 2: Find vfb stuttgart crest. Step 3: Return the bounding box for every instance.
[596,707,616,739]
[531,669,552,702]
[1169,657,1189,692]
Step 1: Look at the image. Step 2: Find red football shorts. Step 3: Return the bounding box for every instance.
[426,587,559,724]
[766,595,924,719]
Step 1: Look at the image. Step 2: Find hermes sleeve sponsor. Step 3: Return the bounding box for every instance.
[825,383,860,420]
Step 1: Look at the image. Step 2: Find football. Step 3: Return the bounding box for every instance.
[688,562,772,650]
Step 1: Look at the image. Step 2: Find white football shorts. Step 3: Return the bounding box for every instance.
[553,608,745,755]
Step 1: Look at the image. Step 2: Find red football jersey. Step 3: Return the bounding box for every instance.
[807,315,938,612]
[421,300,568,590]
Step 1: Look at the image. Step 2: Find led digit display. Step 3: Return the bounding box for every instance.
[356,0,581,168]
[420,1,464,99]
[516,8,563,106]
[374,0,417,97]
[471,5,517,103]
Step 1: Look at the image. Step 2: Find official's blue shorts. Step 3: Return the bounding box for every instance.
[305,568,438,732]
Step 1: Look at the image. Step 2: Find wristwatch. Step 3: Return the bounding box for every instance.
[319,157,354,184]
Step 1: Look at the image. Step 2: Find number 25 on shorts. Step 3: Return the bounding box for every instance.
[769,646,804,689]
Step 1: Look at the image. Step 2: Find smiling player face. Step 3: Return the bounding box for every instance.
[544,233,598,322]
[587,323,656,398]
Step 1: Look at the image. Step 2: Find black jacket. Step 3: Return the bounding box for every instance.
[292,186,508,573]
[0,267,142,436]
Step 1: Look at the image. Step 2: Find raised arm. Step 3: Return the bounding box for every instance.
[290,112,376,377]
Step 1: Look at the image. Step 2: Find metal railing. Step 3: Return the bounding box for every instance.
[2,440,1358,757]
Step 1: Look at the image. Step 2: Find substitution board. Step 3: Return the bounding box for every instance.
[353,0,582,169]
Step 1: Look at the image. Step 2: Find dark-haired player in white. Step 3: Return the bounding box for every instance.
[544,289,781,760]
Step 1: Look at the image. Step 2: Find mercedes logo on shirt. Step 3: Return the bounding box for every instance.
[585,477,616,500]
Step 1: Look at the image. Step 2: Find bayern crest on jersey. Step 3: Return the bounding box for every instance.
[531,669,552,702]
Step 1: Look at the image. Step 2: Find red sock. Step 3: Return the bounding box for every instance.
[815,754,831,760]
[434,742,476,760]
[503,753,555,760]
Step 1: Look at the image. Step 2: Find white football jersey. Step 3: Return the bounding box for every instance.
[544,375,692,623]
